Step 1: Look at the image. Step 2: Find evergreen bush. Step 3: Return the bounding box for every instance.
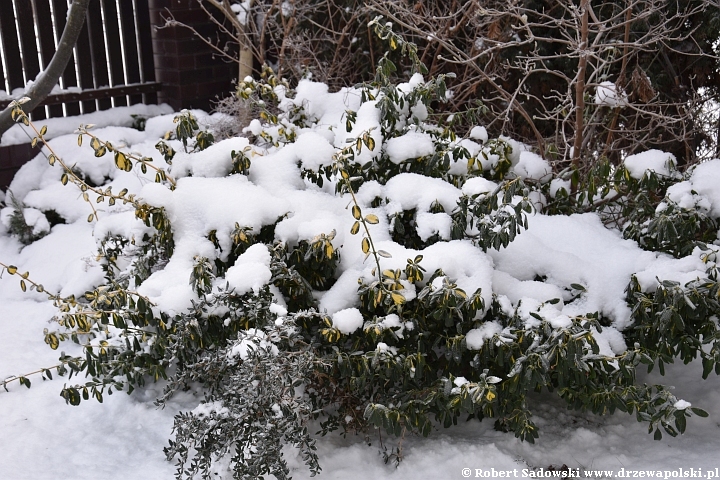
[2,31,719,479]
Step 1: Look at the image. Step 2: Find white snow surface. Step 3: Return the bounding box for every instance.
[385,131,435,164]
[594,81,628,107]
[1,103,173,145]
[3,83,720,479]
[332,307,365,334]
[666,159,720,217]
[624,149,677,179]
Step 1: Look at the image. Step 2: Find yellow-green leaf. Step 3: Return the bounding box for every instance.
[361,237,370,254]
[20,280,26,292]
[45,333,59,350]
[6,265,17,275]
[325,243,334,259]
[77,315,89,331]
[115,152,131,171]
[391,292,405,305]
[48,154,56,166]
[87,213,95,223]
[352,205,362,220]
[366,136,376,151]
[365,214,379,224]
[486,390,496,402]
[90,136,101,151]
[94,146,107,157]
[31,137,38,148]
[77,134,83,147]
[350,221,360,235]
[39,125,47,136]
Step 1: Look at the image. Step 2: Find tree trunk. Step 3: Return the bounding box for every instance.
[238,0,254,82]
[572,0,590,168]
[0,0,92,142]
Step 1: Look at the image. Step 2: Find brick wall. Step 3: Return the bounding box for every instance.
[148,0,237,111]
[0,143,36,190]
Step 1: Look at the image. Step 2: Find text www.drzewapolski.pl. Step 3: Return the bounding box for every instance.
[461,468,720,479]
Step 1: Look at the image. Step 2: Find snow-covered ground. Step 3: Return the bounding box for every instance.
[2,86,720,479]
[2,268,720,479]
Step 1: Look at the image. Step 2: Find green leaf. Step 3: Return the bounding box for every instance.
[691,407,709,418]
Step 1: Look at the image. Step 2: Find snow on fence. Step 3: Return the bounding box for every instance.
[0,0,159,117]
[0,0,160,188]
[0,0,240,190]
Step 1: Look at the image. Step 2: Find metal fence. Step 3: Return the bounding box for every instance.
[0,0,160,119]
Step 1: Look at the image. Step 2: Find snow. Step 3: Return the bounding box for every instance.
[470,125,489,143]
[595,81,628,107]
[666,159,720,217]
[384,173,461,215]
[3,81,720,480]
[171,136,250,178]
[385,131,435,164]
[549,177,571,198]
[332,307,364,334]
[1,103,173,145]
[624,149,677,179]
[489,211,706,332]
[466,321,503,350]
[230,0,251,25]
[513,151,552,182]
[224,243,273,295]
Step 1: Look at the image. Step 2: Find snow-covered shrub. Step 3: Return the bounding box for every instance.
[0,192,51,245]
[2,39,720,478]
